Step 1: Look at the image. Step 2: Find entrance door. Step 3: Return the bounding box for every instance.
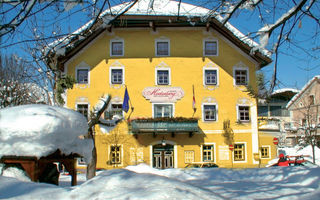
[153,144,174,169]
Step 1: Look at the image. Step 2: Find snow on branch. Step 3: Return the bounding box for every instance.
[257,0,308,49]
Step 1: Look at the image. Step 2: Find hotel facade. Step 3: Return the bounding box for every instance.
[49,1,273,169]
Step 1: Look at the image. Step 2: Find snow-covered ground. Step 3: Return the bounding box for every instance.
[0,163,319,200]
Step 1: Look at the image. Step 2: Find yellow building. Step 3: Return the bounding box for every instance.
[48,1,272,169]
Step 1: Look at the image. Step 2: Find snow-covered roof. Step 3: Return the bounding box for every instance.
[0,104,93,163]
[46,0,271,61]
[286,75,320,109]
[272,88,299,96]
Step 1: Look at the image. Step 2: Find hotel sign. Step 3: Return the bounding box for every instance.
[142,87,184,103]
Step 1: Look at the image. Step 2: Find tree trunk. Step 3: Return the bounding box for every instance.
[86,145,97,179]
[312,144,316,164]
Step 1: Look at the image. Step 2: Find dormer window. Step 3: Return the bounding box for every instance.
[110,39,124,56]
[155,39,170,56]
[77,69,89,84]
[204,40,218,56]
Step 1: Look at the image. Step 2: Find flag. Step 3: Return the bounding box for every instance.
[192,85,196,111]
[122,87,130,113]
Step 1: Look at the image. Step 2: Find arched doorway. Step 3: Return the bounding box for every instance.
[153,144,174,169]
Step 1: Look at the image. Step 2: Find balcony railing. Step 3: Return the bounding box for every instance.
[258,118,280,131]
[130,118,199,134]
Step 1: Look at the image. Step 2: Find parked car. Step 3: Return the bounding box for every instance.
[185,162,219,168]
[268,155,317,167]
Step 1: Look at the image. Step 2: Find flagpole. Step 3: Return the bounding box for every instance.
[192,84,196,117]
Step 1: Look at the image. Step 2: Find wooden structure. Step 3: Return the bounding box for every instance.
[0,150,79,186]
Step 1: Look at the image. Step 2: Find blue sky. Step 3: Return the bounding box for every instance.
[2,0,319,90]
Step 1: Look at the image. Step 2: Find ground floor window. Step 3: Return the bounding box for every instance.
[203,145,214,162]
[260,146,270,158]
[184,151,195,163]
[110,145,121,164]
[234,143,245,161]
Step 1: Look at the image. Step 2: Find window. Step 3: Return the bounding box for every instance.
[270,106,282,117]
[238,106,250,122]
[204,70,217,85]
[309,95,315,105]
[110,41,124,56]
[301,118,307,127]
[111,69,123,84]
[258,106,268,116]
[235,69,248,85]
[184,151,195,163]
[77,104,88,119]
[77,69,89,84]
[104,104,123,119]
[157,70,169,85]
[154,104,173,118]
[234,143,245,161]
[110,145,121,164]
[203,145,214,162]
[156,40,169,56]
[260,147,269,158]
[204,40,218,56]
[203,104,217,121]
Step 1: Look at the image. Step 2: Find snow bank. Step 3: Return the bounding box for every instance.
[1,164,320,199]
[0,104,93,163]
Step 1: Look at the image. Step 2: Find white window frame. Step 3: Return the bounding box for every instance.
[202,103,218,122]
[75,65,90,84]
[109,144,123,166]
[76,102,89,119]
[260,145,271,159]
[233,142,247,163]
[110,38,124,57]
[237,104,250,123]
[109,66,125,85]
[155,67,171,85]
[233,66,249,86]
[203,39,218,56]
[200,143,216,163]
[155,39,170,56]
[152,103,175,118]
[104,103,124,119]
[203,67,219,86]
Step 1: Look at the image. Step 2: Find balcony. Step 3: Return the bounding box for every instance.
[130,117,199,136]
[258,118,280,131]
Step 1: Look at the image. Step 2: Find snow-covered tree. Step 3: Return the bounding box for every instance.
[0,54,50,108]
